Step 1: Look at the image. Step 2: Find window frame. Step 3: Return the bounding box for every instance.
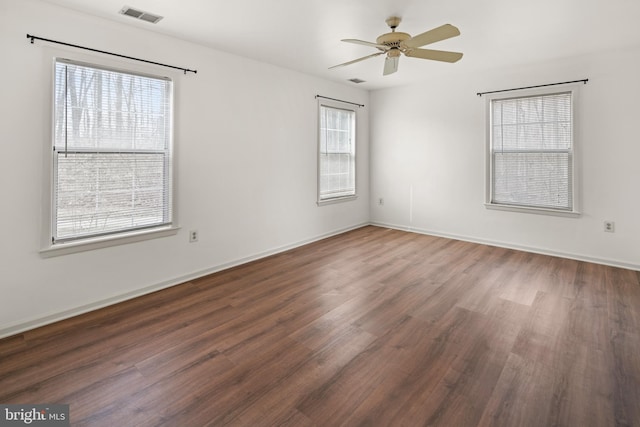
[41,57,178,257]
[317,99,357,205]
[484,84,581,217]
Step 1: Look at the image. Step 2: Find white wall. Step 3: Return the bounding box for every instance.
[0,0,369,337]
[370,47,640,270]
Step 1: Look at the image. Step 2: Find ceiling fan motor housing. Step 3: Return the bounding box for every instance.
[376,32,411,49]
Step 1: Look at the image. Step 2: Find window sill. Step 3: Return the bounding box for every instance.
[40,226,180,258]
[317,195,358,206]
[485,203,581,218]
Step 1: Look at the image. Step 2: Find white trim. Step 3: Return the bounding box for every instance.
[56,57,172,81]
[371,221,640,272]
[40,226,180,258]
[1,222,369,339]
[317,195,358,206]
[484,203,580,218]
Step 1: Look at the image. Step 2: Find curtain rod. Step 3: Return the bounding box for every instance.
[316,95,364,108]
[27,34,197,75]
[476,79,588,97]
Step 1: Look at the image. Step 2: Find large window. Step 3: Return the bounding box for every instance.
[487,87,579,215]
[318,102,356,203]
[51,59,173,245]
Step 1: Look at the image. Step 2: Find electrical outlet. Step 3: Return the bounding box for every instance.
[604,221,615,233]
[378,197,384,206]
[189,230,199,242]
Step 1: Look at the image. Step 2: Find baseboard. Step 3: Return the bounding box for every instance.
[371,221,640,272]
[0,222,370,339]
[5,220,635,339]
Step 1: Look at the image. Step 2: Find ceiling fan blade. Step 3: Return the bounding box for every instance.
[383,56,399,75]
[342,39,389,50]
[403,24,460,49]
[329,52,385,69]
[405,48,463,63]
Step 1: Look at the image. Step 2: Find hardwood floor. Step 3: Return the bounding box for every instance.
[1,226,639,426]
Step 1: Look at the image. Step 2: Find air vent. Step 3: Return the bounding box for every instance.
[348,78,366,84]
[119,6,163,24]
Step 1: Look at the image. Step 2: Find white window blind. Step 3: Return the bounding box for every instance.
[490,91,573,211]
[319,104,356,201]
[52,59,173,243]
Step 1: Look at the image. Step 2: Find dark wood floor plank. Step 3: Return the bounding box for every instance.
[239,322,377,426]
[535,256,581,298]
[496,251,548,306]
[511,290,573,361]
[337,368,415,426]
[477,351,555,427]
[352,279,441,336]
[409,272,480,324]
[453,246,519,315]
[610,330,640,426]
[295,339,408,425]
[20,281,205,344]
[160,337,314,426]
[0,294,240,398]
[607,265,640,335]
[0,225,638,426]
[78,351,235,427]
[554,344,616,427]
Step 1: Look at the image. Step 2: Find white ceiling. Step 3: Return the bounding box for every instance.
[41,0,640,90]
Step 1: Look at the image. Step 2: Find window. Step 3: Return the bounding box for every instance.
[318,102,356,203]
[486,87,579,215]
[50,59,173,246]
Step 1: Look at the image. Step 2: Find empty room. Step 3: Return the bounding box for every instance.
[1,0,639,425]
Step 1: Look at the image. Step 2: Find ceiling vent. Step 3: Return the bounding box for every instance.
[348,78,366,84]
[119,6,163,24]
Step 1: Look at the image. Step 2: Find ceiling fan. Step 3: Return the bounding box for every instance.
[330,17,463,76]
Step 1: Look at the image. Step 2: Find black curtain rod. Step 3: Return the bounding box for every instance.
[315,95,364,108]
[27,34,197,75]
[476,79,588,97]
